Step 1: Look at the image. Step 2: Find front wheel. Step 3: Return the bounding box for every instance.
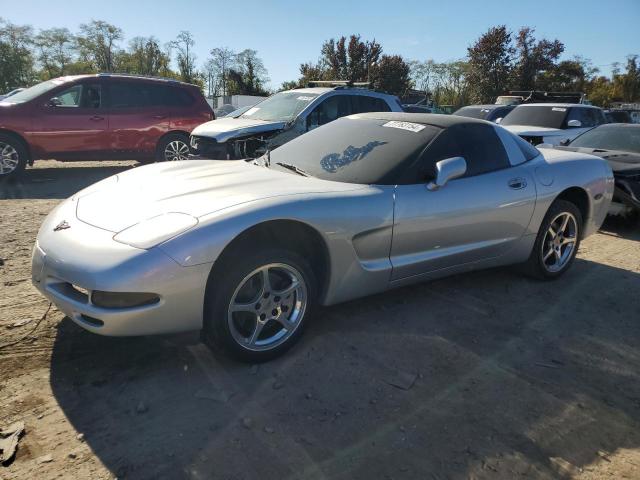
[0,133,28,180]
[203,249,317,362]
[155,133,190,162]
[523,199,582,279]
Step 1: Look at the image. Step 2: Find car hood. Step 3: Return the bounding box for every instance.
[190,117,287,143]
[553,146,640,173]
[502,125,565,136]
[75,160,363,232]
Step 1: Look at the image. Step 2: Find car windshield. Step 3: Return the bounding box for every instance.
[454,106,492,120]
[501,105,568,129]
[0,79,64,104]
[570,125,640,154]
[265,116,441,184]
[241,91,318,122]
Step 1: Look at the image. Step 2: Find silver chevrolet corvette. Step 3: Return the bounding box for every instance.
[32,113,614,361]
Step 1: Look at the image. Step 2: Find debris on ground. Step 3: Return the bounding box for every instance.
[0,420,25,465]
[36,453,53,464]
[384,370,417,390]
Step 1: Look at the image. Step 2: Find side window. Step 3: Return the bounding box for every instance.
[48,84,101,108]
[456,124,510,176]
[415,128,462,181]
[306,95,351,130]
[166,86,194,107]
[109,81,151,108]
[81,84,101,108]
[50,84,83,107]
[351,95,391,113]
[567,108,601,128]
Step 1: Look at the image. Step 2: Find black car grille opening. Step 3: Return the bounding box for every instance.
[190,136,229,159]
[80,315,104,327]
[522,135,544,146]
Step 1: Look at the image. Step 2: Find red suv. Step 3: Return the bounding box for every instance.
[0,74,213,179]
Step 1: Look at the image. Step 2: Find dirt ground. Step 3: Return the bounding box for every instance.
[1,160,639,480]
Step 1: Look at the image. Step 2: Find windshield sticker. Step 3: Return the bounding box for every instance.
[552,107,567,112]
[382,121,426,133]
[296,96,315,101]
[243,107,260,116]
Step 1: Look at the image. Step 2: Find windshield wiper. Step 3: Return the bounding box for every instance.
[276,162,310,177]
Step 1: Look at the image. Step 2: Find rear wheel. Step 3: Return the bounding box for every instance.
[155,133,190,162]
[523,199,582,279]
[203,248,316,362]
[0,133,28,180]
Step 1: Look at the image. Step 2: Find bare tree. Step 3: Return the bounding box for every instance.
[171,31,197,83]
[77,20,123,72]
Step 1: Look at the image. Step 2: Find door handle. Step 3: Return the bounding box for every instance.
[153,115,167,119]
[508,177,527,189]
[89,115,104,121]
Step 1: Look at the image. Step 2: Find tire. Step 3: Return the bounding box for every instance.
[202,248,317,362]
[0,133,28,180]
[523,199,583,280]
[155,133,190,162]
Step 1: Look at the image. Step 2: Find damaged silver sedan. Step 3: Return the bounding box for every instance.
[33,113,613,362]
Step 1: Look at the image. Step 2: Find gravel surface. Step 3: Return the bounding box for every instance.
[1,160,639,480]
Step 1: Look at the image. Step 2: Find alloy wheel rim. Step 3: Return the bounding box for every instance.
[0,142,19,175]
[227,263,307,352]
[541,212,578,273]
[164,140,190,161]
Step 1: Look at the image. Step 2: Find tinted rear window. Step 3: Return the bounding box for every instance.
[267,116,441,184]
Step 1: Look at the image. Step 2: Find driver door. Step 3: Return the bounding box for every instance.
[390,124,536,280]
[31,80,109,159]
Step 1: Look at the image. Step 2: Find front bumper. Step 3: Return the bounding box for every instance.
[31,201,213,336]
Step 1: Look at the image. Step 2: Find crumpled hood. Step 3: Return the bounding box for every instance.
[553,146,640,173]
[191,117,286,143]
[502,125,565,137]
[75,160,361,232]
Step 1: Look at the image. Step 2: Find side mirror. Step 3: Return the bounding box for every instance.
[427,157,467,191]
[567,119,582,128]
[559,138,571,146]
[46,97,62,107]
[495,117,503,124]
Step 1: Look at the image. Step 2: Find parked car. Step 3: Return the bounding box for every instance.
[500,103,606,145]
[0,74,213,179]
[550,123,640,217]
[402,104,433,113]
[0,88,25,101]
[604,110,632,123]
[453,104,516,123]
[32,113,613,362]
[189,85,402,159]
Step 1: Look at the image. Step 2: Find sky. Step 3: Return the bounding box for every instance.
[1,0,639,89]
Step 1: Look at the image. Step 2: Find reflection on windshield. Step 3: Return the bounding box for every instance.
[241,91,318,122]
[2,80,63,104]
[571,126,640,154]
[320,141,388,172]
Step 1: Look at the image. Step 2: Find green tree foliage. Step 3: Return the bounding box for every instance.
[77,20,123,72]
[34,28,75,79]
[0,18,36,91]
[512,27,564,90]
[117,37,171,76]
[290,34,410,96]
[203,47,269,96]
[466,25,513,103]
[172,31,197,84]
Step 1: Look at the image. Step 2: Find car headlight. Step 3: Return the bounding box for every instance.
[113,213,198,249]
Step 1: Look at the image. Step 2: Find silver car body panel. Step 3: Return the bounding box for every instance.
[32,127,614,337]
